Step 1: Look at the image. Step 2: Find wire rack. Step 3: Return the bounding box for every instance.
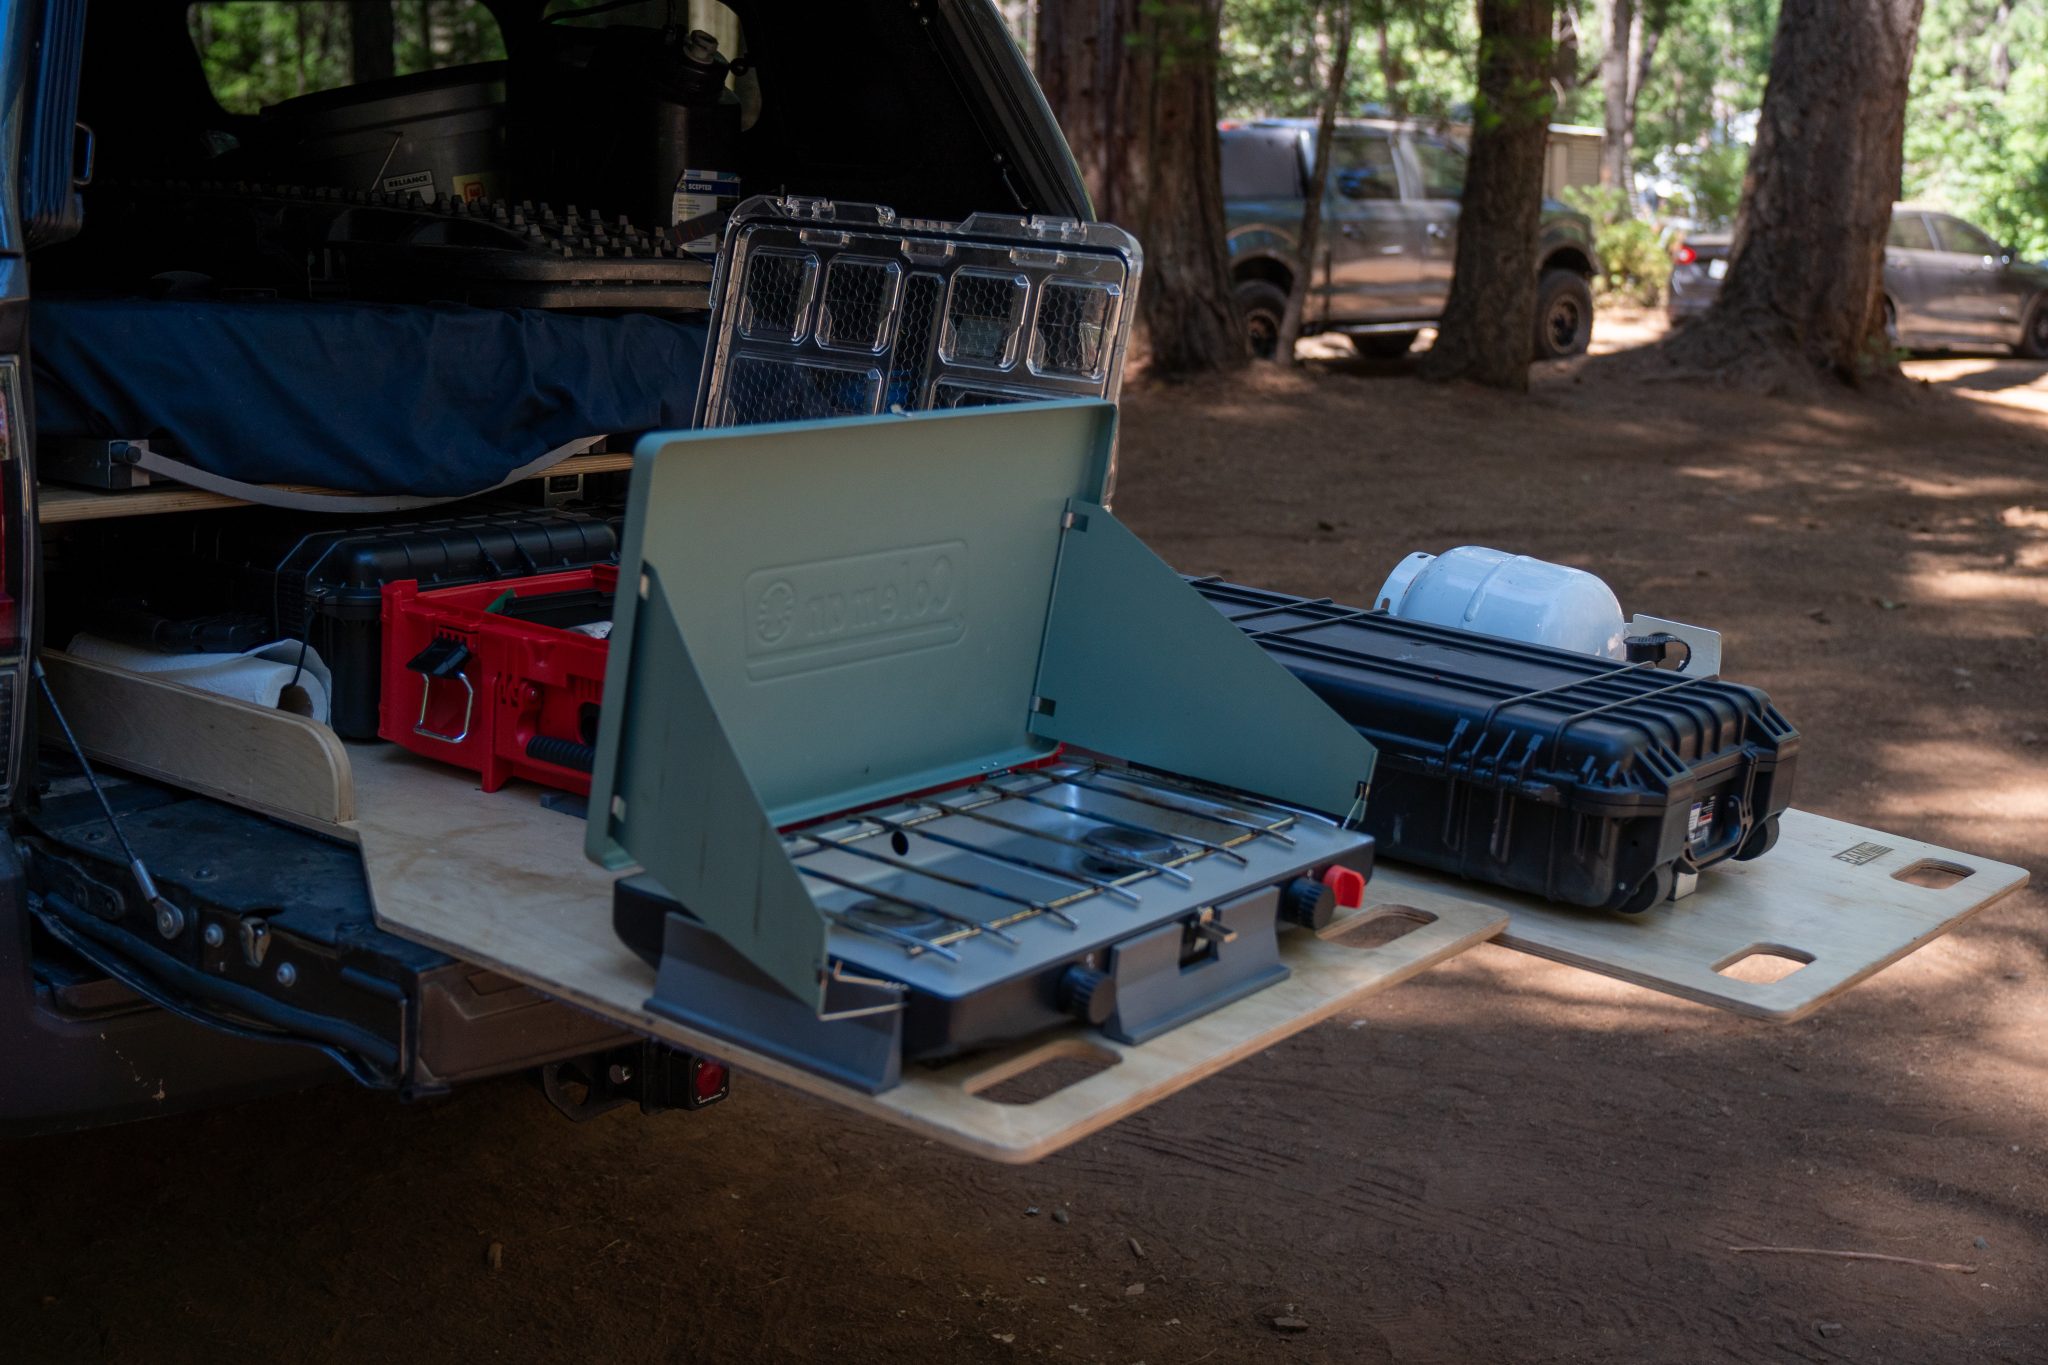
[787,764,1307,962]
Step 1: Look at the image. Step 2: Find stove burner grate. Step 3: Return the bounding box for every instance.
[788,763,1312,961]
[1078,825,1181,878]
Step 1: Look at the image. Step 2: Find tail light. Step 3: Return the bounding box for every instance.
[690,1056,731,1107]
[1673,243,1698,266]
[0,358,29,808]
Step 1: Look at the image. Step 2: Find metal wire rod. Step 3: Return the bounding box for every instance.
[1059,771,1298,845]
[923,797,1196,886]
[870,812,1132,912]
[798,833,1033,941]
[984,785,1250,866]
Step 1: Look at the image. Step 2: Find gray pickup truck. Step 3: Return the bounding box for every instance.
[1220,118,1600,360]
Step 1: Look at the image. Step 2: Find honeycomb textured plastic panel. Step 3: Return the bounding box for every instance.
[698,197,1142,430]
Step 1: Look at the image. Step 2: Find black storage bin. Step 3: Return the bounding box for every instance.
[1195,578,1799,913]
[171,509,618,739]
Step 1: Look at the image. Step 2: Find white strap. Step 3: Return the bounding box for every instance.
[130,435,607,514]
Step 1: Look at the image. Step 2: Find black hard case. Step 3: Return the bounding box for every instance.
[157,508,618,738]
[1196,579,1798,912]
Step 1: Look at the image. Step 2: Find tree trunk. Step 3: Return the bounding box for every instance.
[1418,0,1554,392]
[1627,14,1660,138]
[1657,0,1925,386]
[1990,0,2013,92]
[1375,10,1405,118]
[352,2,397,86]
[1037,0,1245,377]
[1276,3,1355,366]
[1599,0,1634,189]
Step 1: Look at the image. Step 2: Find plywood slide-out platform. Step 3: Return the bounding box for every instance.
[346,744,1507,1163]
[36,655,2030,1158]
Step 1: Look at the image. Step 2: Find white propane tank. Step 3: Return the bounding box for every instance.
[1375,546,1629,659]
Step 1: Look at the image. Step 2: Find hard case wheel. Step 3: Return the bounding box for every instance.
[1615,863,1675,915]
[1734,814,1781,862]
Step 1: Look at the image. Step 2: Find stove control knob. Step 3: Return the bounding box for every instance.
[1279,876,1337,931]
[1058,965,1117,1027]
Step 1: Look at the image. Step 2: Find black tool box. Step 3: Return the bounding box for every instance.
[140,507,619,738]
[1195,578,1799,912]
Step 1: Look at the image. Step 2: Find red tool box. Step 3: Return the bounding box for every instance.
[380,565,616,794]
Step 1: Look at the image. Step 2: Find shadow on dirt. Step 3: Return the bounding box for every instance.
[6,329,2047,1365]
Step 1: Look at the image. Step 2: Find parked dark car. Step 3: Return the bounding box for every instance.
[1669,204,2048,357]
[1219,118,1601,360]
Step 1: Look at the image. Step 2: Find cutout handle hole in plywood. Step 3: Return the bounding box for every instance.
[1326,905,1437,950]
[1713,943,1814,984]
[1892,859,1974,890]
[966,1040,1120,1106]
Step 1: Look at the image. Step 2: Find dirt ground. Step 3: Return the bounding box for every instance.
[6,312,2046,1364]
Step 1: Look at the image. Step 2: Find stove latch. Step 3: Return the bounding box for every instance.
[1100,886,1290,1045]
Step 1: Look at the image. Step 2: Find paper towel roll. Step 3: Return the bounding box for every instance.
[67,635,335,725]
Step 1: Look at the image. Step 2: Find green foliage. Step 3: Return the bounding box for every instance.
[1666,138,1747,225]
[189,2,505,115]
[1904,0,2048,259]
[1562,184,1670,303]
[1219,0,1476,121]
[1617,0,1775,153]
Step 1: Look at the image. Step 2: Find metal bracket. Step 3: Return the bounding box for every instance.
[1626,613,1722,677]
[238,916,271,968]
[41,437,154,491]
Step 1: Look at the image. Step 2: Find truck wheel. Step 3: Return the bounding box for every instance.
[1347,331,1419,359]
[1234,279,1290,361]
[1533,269,1594,359]
[2016,297,2048,359]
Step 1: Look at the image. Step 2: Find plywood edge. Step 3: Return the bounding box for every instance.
[40,649,355,830]
[876,897,1507,1163]
[1497,878,2029,1023]
[1375,809,2029,1023]
[37,451,638,523]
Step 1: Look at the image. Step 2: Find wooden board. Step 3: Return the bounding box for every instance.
[347,744,1506,1163]
[1366,809,2029,1021]
[36,451,638,524]
[39,650,354,829]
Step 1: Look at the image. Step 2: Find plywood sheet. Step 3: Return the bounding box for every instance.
[349,744,1505,1163]
[37,452,637,523]
[1366,809,2029,1021]
[39,650,354,829]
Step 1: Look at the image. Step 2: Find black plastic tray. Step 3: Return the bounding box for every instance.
[1196,578,1799,912]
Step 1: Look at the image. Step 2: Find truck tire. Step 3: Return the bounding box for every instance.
[1235,279,1290,360]
[1346,331,1419,359]
[2016,296,2048,359]
[1533,269,1594,359]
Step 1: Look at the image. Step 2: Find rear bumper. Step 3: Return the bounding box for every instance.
[1666,265,1721,322]
[0,839,337,1137]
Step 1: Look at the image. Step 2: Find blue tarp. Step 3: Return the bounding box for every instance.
[31,297,708,497]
